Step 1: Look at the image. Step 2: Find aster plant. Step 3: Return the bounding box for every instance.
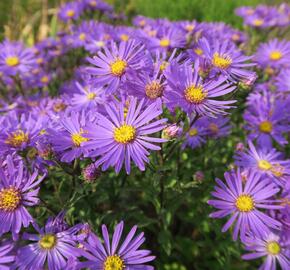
[0,0,288,269]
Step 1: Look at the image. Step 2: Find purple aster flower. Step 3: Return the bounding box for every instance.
[164,61,236,116]
[71,81,107,110]
[0,239,15,269]
[132,16,153,28]
[242,232,289,270]
[0,111,43,156]
[182,117,208,149]
[0,40,36,77]
[200,38,256,82]
[255,39,290,70]
[234,141,290,187]
[113,26,135,43]
[178,20,198,35]
[83,0,113,12]
[125,63,166,104]
[203,115,231,138]
[77,221,155,270]
[235,6,256,17]
[86,40,150,94]
[153,48,183,74]
[48,110,93,163]
[84,97,167,174]
[145,24,186,52]
[275,69,290,94]
[208,169,282,241]
[16,213,81,270]
[58,1,84,22]
[243,90,290,147]
[0,155,45,239]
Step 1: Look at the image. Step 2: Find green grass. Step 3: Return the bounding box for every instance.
[0,0,285,39]
[119,0,284,28]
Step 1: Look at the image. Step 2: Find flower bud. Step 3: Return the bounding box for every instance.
[162,124,181,140]
[235,142,245,152]
[194,171,204,182]
[82,163,100,182]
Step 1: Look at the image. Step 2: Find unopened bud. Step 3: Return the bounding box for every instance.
[235,142,244,152]
[82,163,100,182]
[162,124,181,140]
[194,171,204,182]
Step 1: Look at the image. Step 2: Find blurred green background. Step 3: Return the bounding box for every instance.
[0,0,285,41]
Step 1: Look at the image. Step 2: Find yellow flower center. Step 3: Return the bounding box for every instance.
[0,187,21,212]
[39,234,57,250]
[145,81,164,99]
[212,53,232,69]
[5,130,29,147]
[160,38,170,48]
[139,20,146,27]
[110,59,127,77]
[40,75,49,84]
[79,33,86,41]
[259,121,272,133]
[246,9,254,15]
[185,24,195,32]
[266,241,281,255]
[258,160,272,171]
[194,48,203,55]
[104,255,124,270]
[120,34,129,41]
[39,129,47,135]
[269,51,282,61]
[189,128,198,137]
[90,0,97,6]
[5,56,20,67]
[71,129,89,147]
[253,19,264,26]
[184,85,207,104]
[96,41,105,47]
[235,194,254,212]
[114,124,136,144]
[160,61,169,71]
[66,9,75,18]
[87,92,96,100]
[36,58,44,64]
[271,164,284,177]
[53,102,67,112]
[232,34,240,41]
[209,123,219,134]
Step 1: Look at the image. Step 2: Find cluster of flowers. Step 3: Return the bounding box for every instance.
[209,7,290,270]
[0,0,288,269]
[236,3,290,28]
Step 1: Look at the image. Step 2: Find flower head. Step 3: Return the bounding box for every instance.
[58,1,83,22]
[48,110,93,163]
[77,221,155,270]
[200,38,256,82]
[86,40,150,94]
[0,41,36,77]
[16,213,81,270]
[208,169,282,241]
[242,232,289,270]
[164,61,236,116]
[234,141,290,187]
[84,98,167,174]
[0,156,45,239]
[255,39,290,70]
